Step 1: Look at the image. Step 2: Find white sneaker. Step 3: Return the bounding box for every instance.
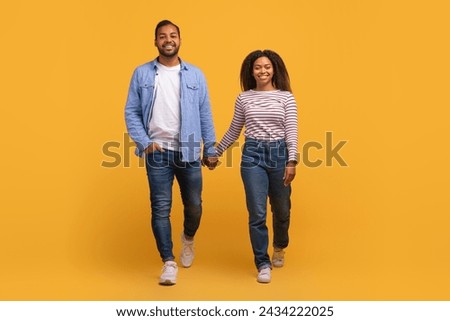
[272,248,285,267]
[159,261,178,285]
[180,233,195,268]
[257,267,272,283]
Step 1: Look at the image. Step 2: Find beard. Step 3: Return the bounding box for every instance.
[157,45,180,58]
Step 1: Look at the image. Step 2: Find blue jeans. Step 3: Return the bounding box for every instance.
[145,150,202,262]
[240,138,291,270]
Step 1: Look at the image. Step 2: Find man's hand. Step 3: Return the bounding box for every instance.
[202,156,219,170]
[144,143,164,154]
[283,161,297,186]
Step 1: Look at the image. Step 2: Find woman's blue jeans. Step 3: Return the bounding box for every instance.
[145,150,202,262]
[240,138,291,270]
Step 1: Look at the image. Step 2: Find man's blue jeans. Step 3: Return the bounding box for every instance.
[145,150,202,262]
[240,138,291,270]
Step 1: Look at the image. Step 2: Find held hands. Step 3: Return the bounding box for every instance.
[283,161,297,186]
[145,143,219,170]
[201,156,219,170]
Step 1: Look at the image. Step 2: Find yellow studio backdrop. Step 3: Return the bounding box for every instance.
[1,0,449,300]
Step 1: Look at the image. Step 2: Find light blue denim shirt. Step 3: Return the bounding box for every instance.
[124,58,216,162]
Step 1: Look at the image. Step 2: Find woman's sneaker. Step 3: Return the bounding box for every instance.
[159,261,178,285]
[180,233,195,268]
[257,267,272,283]
[272,248,285,267]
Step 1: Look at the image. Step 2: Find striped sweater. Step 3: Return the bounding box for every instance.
[216,90,298,162]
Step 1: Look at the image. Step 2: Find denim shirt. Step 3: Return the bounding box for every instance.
[124,58,216,162]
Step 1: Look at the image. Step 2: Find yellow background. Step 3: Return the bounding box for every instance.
[1,0,449,300]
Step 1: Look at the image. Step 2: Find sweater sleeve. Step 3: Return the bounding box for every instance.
[284,93,299,162]
[215,95,245,156]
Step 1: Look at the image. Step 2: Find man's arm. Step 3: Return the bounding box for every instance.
[198,71,216,158]
[124,68,152,156]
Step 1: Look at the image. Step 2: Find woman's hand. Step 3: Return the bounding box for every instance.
[202,156,219,170]
[283,161,297,186]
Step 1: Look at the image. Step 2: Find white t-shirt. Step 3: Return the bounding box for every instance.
[148,62,181,151]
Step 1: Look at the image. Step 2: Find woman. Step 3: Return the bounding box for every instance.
[215,50,298,283]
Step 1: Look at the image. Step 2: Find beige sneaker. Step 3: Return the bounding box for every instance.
[272,248,285,267]
[180,233,195,268]
[159,261,178,285]
[257,267,272,283]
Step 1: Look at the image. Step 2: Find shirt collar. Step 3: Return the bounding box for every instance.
[153,57,188,70]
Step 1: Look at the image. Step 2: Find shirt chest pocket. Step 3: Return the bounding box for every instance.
[139,83,155,105]
[185,83,199,103]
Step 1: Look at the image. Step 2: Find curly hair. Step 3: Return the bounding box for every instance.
[240,50,292,92]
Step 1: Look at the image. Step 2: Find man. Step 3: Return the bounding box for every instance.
[125,20,217,285]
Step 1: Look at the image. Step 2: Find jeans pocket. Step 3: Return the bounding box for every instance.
[146,150,165,168]
[242,142,261,167]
